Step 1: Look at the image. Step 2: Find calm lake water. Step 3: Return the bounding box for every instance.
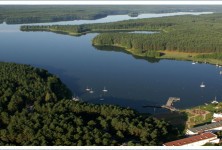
[1,12,221,113]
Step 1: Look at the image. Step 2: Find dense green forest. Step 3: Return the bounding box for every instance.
[0,62,179,146]
[90,13,222,54]
[22,13,222,59]
[1,5,222,24]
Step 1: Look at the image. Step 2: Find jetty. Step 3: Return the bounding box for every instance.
[143,97,180,112]
[161,97,180,111]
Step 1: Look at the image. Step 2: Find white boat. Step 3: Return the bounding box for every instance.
[72,96,80,101]
[211,97,218,104]
[220,71,222,75]
[85,86,90,91]
[200,82,205,88]
[102,87,108,92]
[89,88,94,94]
[192,61,196,65]
[216,64,219,67]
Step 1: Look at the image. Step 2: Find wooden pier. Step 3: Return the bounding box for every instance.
[143,97,180,112]
[161,97,180,111]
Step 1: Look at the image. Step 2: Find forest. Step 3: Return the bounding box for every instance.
[22,13,222,60]
[0,62,180,146]
[1,5,222,24]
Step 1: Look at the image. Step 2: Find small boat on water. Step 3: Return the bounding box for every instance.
[85,86,90,91]
[192,61,196,65]
[220,71,222,75]
[200,82,205,88]
[102,87,108,92]
[211,96,219,104]
[72,96,80,101]
[89,88,94,94]
[216,63,219,67]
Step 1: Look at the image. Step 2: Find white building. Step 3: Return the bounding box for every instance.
[163,132,219,146]
[213,113,222,118]
[211,113,222,122]
[186,121,222,135]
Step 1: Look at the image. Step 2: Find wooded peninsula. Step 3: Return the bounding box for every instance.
[0,62,180,145]
[21,13,222,64]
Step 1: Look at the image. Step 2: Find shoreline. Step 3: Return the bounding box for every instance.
[93,43,222,66]
[153,100,222,134]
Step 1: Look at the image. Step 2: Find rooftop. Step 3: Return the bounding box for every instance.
[163,132,217,146]
[189,121,222,133]
[212,117,222,122]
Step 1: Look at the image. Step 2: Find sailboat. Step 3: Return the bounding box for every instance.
[211,96,218,104]
[89,88,94,94]
[200,82,205,88]
[72,96,80,101]
[85,86,90,92]
[102,87,108,92]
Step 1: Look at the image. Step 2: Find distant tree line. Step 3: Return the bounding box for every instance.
[91,13,222,54]
[2,5,222,24]
[22,13,222,56]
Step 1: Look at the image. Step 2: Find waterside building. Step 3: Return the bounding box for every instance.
[163,132,219,146]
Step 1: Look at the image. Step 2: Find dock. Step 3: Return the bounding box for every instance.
[143,97,180,112]
[161,97,180,111]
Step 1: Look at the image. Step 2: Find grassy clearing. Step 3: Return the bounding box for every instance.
[181,102,222,128]
[158,50,222,66]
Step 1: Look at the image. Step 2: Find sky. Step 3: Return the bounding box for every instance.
[0,1,222,5]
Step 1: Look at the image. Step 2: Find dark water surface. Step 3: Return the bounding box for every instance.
[1,12,221,113]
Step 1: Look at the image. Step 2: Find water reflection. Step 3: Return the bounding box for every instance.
[93,45,161,63]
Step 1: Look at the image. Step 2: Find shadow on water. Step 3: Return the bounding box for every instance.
[93,45,161,63]
[50,31,85,37]
[153,111,188,134]
[23,30,86,37]
[84,95,166,114]
[85,95,188,133]
[31,64,83,96]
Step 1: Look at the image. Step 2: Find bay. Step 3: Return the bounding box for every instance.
[0,11,220,113]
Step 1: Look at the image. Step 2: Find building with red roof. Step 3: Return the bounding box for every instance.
[163,132,219,146]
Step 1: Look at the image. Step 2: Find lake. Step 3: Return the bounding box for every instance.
[0,12,221,113]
